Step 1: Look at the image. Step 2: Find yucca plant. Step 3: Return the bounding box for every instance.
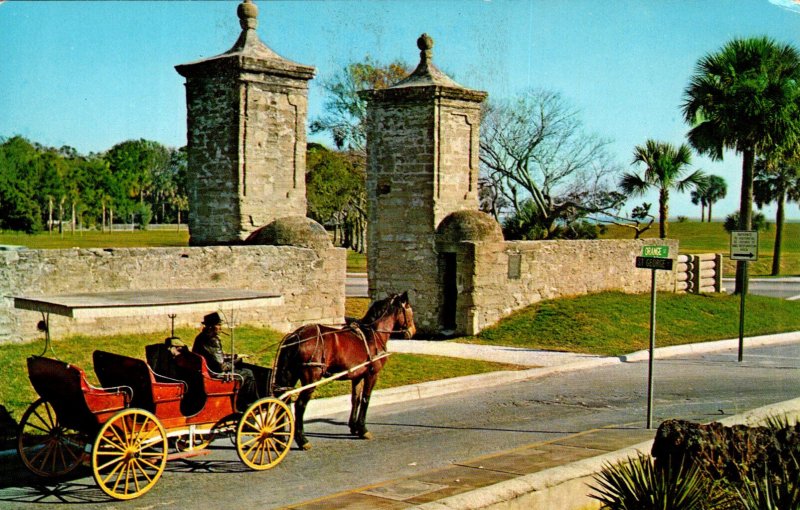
[589,453,731,510]
[738,454,800,510]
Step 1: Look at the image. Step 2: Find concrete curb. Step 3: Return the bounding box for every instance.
[621,331,800,362]
[410,397,800,510]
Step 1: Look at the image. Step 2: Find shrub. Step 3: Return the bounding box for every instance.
[590,453,730,510]
[723,211,767,233]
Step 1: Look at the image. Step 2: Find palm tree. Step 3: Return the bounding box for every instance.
[683,36,800,293]
[690,188,708,222]
[754,155,800,275]
[703,175,728,222]
[620,140,706,239]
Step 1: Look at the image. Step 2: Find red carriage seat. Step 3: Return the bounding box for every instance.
[93,351,185,417]
[26,355,130,434]
[173,351,241,416]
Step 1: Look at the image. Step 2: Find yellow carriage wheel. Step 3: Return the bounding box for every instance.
[17,399,85,477]
[236,398,294,470]
[91,409,167,500]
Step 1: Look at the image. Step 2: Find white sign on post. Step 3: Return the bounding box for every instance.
[730,231,758,261]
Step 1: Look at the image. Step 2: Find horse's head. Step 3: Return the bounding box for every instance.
[389,292,416,339]
[361,292,416,339]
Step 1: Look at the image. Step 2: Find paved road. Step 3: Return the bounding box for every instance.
[1,342,797,509]
[723,277,800,300]
[346,272,368,298]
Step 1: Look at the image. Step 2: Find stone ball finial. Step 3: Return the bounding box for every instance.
[417,33,433,63]
[238,0,258,30]
[417,33,433,51]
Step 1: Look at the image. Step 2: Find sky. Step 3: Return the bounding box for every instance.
[2,0,800,221]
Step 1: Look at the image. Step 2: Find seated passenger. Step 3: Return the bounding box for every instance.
[192,312,259,409]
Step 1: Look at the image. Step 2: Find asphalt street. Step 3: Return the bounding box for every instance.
[1,341,797,509]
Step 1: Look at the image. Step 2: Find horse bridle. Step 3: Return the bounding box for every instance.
[366,295,413,338]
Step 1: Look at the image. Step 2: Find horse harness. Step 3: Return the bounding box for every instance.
[283,296,410,373]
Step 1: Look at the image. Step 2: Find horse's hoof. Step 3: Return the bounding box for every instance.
[300,442,312,451]
[359,431,373,440]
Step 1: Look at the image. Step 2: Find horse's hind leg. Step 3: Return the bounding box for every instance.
[349,378,365,435]
[352,375,378,440]
[293,388,314,450]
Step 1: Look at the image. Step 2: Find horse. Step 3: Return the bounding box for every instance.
[272,292,416,450]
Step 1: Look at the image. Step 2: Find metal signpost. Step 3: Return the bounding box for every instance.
[730,231,758,362]
[635,246,672,429]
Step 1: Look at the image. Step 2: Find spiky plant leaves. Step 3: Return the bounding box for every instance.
[589,453,730,510]
[738,453,800,510]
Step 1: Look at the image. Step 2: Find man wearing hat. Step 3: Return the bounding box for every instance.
[192,312,258,409]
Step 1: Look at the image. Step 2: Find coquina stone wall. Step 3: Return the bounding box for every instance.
[444,238,680,336]
[0,245,345,344]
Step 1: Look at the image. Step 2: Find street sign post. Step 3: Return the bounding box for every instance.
[730,231,758,261]
[730,231,758,362]
[635,248,672,429]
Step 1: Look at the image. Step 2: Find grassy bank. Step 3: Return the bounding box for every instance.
[601,221,800,276]
[470,291,800,356]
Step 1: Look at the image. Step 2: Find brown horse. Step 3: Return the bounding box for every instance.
[272,292,415,450]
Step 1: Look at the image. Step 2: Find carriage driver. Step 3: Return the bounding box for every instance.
[192,312,259,409]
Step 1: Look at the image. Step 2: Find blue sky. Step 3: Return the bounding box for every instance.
[2,0,800,220]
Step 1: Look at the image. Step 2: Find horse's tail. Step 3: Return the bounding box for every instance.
[272,330,300,395]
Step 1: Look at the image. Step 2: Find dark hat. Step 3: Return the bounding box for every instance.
[165,336,186,348]
[202,312,222,327]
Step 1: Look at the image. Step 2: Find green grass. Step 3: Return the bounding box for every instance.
[0,324,517,420]
[467,291,800,357]
[0,229,189,249]
[347,250,367,272]
[601,221,800,277]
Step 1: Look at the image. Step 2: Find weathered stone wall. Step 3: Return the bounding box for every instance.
[184,75,241,244]
[365,91,485,334]
[447,238,680,335]
[182,71,310,246]
[0,246,345,344]
[366,97,438,327]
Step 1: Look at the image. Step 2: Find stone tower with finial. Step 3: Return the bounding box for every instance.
[361,34,488,334]
[176,0,315,245]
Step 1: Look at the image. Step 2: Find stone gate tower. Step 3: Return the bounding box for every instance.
[176,0,315,245]
[361,34,488,334]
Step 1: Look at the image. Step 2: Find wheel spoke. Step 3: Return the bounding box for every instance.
[99,434,127,453]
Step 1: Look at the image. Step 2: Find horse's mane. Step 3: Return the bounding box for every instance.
[358,295,397,327]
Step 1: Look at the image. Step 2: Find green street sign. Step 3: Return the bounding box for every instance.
[642,245,669,258]
[636,256,674,271]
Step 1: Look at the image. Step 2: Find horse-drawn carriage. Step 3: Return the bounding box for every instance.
[12,289,415,500]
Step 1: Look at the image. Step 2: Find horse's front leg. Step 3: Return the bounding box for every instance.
[293,388,315,450]
[353,375,378,440]
[349,378,365,435]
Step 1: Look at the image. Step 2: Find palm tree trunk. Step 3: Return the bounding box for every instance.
[700,203,705,222]
[772,191,785,276]
[659,189,669,239]
[734,149,755,295]
[707,202,712,222]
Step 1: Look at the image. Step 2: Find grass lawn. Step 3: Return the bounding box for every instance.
[0,230,369,272]
[0,229,189,249]
[467,291,800,357]
[601,221,800,277]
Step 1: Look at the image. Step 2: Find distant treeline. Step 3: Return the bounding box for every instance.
[0,136,188,233]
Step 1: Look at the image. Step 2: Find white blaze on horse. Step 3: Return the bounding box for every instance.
[272,292,415,450]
